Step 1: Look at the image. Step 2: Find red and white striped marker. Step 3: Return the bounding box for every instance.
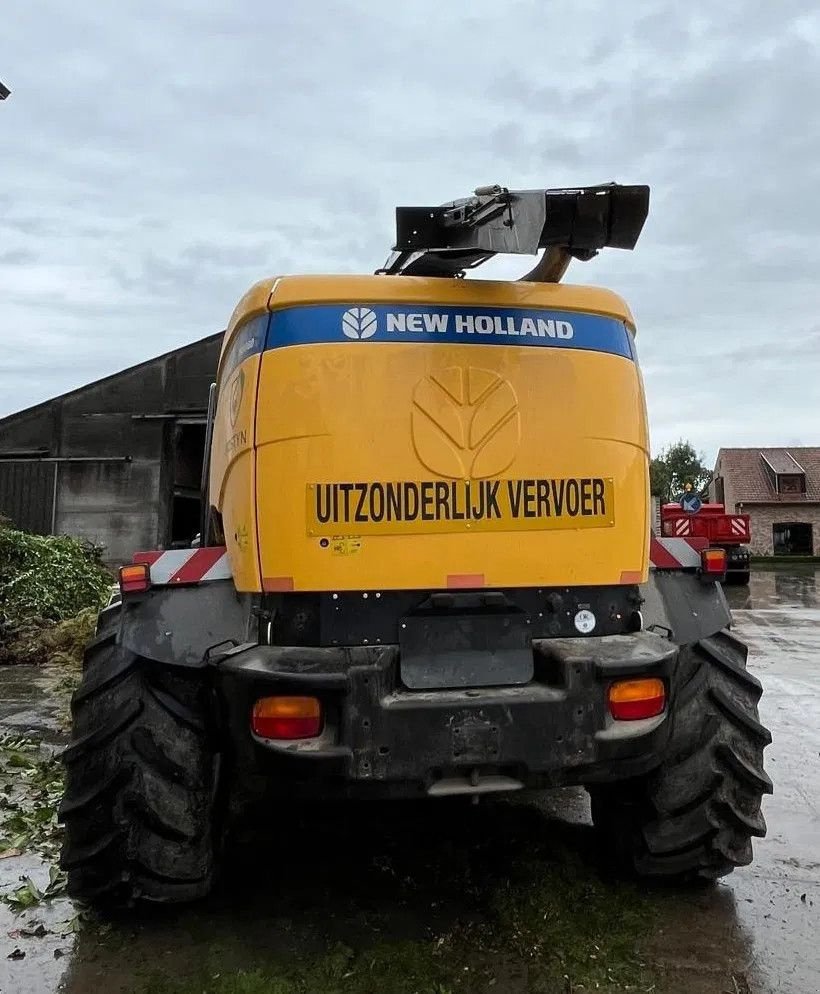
[649,536,707,569]
[134,536,710,588]
[133,547,232,585]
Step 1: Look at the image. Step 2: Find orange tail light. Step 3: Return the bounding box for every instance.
[251,696,322,740]
[608,678,666,721]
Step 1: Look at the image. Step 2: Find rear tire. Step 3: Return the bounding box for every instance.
[59,621,218,906]
[590,630,772,881]
[726,570,750,585]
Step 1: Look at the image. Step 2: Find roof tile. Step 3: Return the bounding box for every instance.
[715,447,820,504]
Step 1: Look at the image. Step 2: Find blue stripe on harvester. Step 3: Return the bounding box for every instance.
[265,304,633,360]
[220,313,269,380]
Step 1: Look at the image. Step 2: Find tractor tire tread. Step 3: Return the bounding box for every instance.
[591,630,770,882]
[59,637,216,906]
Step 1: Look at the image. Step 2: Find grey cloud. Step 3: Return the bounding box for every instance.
[0,249,37,266]
[1,0,819,460]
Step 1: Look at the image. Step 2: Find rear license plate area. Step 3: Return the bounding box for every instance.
[399,611,533,690]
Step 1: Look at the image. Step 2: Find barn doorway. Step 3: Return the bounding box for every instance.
[169,422,206,547]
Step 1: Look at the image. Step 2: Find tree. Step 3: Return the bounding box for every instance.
[650,440,711,502]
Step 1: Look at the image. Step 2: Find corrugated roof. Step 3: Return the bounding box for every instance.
[715,447,820,504]
[0,332,223,426]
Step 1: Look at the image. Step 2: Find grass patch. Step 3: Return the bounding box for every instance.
[487,849,653,988]
[137,802,656,994]
[142,941,457,994]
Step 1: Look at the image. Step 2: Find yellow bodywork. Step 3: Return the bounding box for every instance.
[209,275,650,593]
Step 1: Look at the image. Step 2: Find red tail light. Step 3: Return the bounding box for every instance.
[608,678,666,720]
[119,563,151,594]
[251,696,322,740]
[700,548,727,579]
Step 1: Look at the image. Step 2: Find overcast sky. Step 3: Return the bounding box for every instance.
[2,1,819,464]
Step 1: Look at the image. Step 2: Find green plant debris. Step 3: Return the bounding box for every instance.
[0,603,101,669]
[2,865,67,911]
[0,734,64,864]
[0,523,111,666]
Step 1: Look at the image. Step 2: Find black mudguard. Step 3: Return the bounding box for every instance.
[641,572,732,646]
[119,581,251,667]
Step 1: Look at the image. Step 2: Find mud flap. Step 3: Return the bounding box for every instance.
[641,572,732,645]
[119,581,250,667]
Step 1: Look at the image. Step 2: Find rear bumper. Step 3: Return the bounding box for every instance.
[216,631,677,798]
[724,545,750,569]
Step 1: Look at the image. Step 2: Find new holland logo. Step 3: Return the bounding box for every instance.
[229,369,245,427]
[342,307,377,340]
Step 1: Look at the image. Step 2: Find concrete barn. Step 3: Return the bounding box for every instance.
[0,335,221,565]
[710,447,820,557]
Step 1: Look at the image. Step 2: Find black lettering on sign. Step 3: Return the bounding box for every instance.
[316,484,331,523]
[523,479,536,518]
[472,481,485,519]
[593,478,606,516]
[354,483,368,523]
[580,478,592,516]
[386,482,401,521]
[507,480,523,517]
[486,481,502,519]
[421,482,435,521]
[450,481,465,520]
[370,482,385,522]
[537,479,551,517]
[404,482,419,520]
[310,478,609,528]
[338,483,353,522]
[551,479,565,515]
[435,481,449,520]
[566,479,580,516]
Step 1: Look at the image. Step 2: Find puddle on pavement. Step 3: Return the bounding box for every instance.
[0,851,75,994]
[726,568,820,994]
[0,666,66,745]
[0,568,818,994]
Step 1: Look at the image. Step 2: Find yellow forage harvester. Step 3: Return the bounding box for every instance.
[60,183,772,907]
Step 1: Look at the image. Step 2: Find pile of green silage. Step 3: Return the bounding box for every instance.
[0,523,112,667]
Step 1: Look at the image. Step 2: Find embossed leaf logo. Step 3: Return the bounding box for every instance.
[342,307,377,340]
[411,367,521,479]
[229,369,245,427]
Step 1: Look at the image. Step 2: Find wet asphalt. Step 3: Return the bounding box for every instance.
[0,568,817,994]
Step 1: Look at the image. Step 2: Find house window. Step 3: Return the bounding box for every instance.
[772,522,813,556]
[777,473,806,495]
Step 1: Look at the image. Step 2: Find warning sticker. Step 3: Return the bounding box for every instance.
[329,536,362,556]
[307,479,614,535]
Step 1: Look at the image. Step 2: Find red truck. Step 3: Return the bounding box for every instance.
[660,502,751,584]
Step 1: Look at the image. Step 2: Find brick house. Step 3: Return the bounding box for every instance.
[710,448,820,556]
